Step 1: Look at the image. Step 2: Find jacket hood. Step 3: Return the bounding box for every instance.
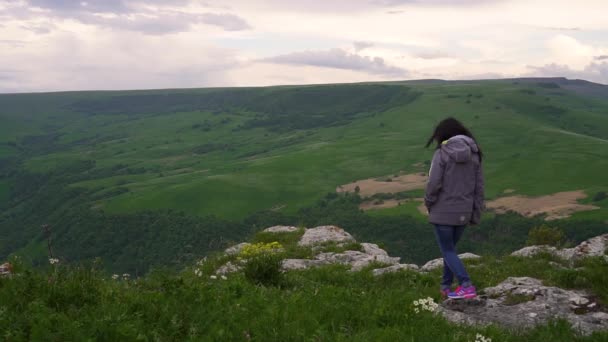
[440,135,479,163]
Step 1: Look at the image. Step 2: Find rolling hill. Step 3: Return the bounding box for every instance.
[1,77,607,272]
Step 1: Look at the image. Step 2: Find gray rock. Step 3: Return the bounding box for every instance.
[511,234,608,261]
[511,246,557,257]
[281,259,329,271]
[568,234,608,259]
[215,261,242,275]
[421,253,481,272]
[224,242,251,256]
[298,225,356,246]
[372,263,419,276]
[315,250,400,271]
[439,277,608,336]
[263,225,299,233]
[360,243,389,257]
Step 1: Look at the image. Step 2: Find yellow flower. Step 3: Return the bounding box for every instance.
[238,242,284,258]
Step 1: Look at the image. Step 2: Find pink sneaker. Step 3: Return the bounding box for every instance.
[448,285,477,299]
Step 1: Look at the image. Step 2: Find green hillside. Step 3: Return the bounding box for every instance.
[1,78,607,272]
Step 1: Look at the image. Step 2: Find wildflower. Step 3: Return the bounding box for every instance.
[413,297,438,314]
[475,333,492,342]
[238,242,284,259]
[111,274,119,280]
[194,269,203,277]
[221,275,227,280]
[122,273,130,280]
[210,275,217,280]
[196,257,207,266]
[49,258,59,265]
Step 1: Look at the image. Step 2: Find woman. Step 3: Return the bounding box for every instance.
[424,117,484,299]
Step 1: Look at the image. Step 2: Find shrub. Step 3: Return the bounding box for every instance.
[243,252,284,287]
[526,224,565,247]
[592,191,607,202]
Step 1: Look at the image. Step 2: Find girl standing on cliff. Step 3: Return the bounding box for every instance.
[425,117,484,299]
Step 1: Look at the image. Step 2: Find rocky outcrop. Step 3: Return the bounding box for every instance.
[224,242,251,256]
[421,253,481,272]
[298,225,355,246]
[282,259,329,271]
[511,234,608,261]
[439,277,608,336]
[315,250,400,271]
[510,245,557,257]
[566,234,608,259]
[263,225,299,233]
[372,263,419,276]
[360,243,389,257]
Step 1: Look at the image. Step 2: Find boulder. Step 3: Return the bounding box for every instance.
[315,250,400,271]
[439,277,608,336]
[224,242,251,256]
[281,259,329,271]
[360,243,389,257]
[372,263,419,276]
[298,225,356,246]
[510,245,557,257]
[263,225,299,233]
[511,234,608,261]
[421,253,481,272]
[567,234,608,259]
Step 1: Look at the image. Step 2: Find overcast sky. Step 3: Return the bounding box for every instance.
[1,0,608,92]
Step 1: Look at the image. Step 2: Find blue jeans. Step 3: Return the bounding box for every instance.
[433,224,472,290]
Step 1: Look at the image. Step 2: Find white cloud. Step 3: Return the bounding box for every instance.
[2,0,608,91]
[261,48,407,76]
[526,62,608,84]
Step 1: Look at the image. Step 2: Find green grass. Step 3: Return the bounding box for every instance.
[1,251,607,340]
[365,200,428,220]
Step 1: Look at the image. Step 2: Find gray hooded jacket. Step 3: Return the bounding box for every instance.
[424,135,484,226]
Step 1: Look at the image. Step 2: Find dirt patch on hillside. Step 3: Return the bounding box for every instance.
[337,173,428,197]
[486,190,599,221]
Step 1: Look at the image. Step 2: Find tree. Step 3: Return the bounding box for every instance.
[526,224,565,247]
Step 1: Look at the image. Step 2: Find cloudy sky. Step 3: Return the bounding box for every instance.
[1,0,608,92]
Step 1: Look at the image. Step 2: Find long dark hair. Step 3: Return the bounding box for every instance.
[426,117,483,161]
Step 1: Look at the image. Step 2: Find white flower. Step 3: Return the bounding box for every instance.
[475,334,492,342]
[194,269,203,277]
[210,275,217,280]
[221,275,227,280]
[413,297,438,314]
[111,274,119,280]
[122,273,130,279]
[49,258,59,265]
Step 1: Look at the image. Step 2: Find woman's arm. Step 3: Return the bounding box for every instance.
[471,162,485,225]
[424,150,444,211]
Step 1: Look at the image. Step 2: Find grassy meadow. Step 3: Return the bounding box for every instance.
[0,78,607,272]
[2,80,608,220]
